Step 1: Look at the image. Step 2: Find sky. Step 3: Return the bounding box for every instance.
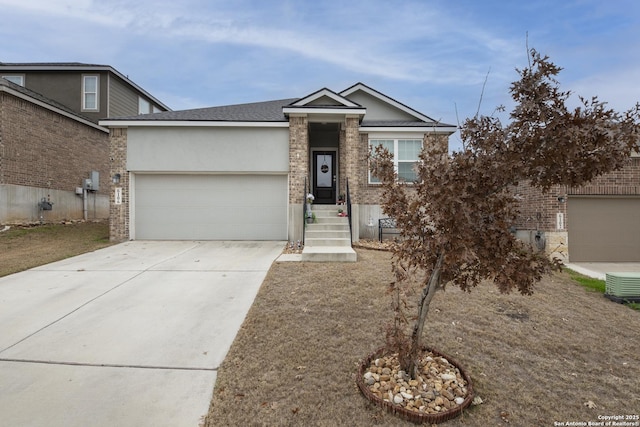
[1,0,639,150]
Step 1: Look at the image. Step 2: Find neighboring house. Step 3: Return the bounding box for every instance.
[100,83,457,246]
[0,77,109,223]
[0,63,170,224]
[0,62,170,124]
[514,156,640,262]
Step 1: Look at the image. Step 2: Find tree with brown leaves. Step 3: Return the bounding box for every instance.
[370,49,640,378]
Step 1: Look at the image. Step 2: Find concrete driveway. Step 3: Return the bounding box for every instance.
[0,240,284,427]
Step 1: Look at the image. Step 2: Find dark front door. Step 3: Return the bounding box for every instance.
[313,151,336,204]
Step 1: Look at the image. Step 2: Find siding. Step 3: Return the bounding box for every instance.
[109,75,139,118]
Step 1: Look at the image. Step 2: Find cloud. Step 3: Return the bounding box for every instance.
[1,0,524,88]
[568,66,640,111]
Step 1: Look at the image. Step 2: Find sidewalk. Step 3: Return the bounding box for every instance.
[565,262,640,280]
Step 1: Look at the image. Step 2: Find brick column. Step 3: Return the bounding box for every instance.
[288,114,309,203]
[109,127,129,242]
[343,115,361,203]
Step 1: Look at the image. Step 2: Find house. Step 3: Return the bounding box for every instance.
[0,63,170,224]
[100,83,457,253]
[0,62,170,124]
[0,77,109,223]
[514,156,640,262]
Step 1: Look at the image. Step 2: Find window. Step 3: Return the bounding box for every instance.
[369,138,423,183]
[138,97,151,114]
[82,75,99,111]
[2,75,24,86]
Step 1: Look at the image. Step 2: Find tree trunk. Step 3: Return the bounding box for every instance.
[404,251,444,378]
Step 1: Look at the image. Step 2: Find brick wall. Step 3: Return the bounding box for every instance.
[288,115,308,204]
[1,90,109,223]
[109,127,129,241]
[342,116,361,203]
[514,157,640,232]
[513,182,566,231]
[568,157,640,196]
[0,91,109,190]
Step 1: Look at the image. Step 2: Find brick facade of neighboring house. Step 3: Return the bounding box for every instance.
[0,78,110,223]
[514,156,640,261]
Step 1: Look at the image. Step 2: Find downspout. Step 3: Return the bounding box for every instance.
[83,188,88,221]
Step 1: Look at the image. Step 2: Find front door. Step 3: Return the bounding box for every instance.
[313,151,336,204]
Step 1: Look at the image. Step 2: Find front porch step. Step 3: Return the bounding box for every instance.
[302,205,356,262]
[305,237,352,247]
[301,246,357,262]
[305,229,351,239]
[307,223,350,230]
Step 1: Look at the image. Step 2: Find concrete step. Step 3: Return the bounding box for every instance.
[306,223,350,231]
[308,211,348,219]
[309,204,346,210]
[301,246,357,262]
[305,229,350,239]
[305,237,352,247]
[303,205,355,261]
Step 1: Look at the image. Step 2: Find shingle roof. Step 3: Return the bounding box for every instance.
[0,62,111,68]
[105,98,299,122]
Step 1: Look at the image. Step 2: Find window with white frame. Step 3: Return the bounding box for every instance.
[2,75,24,86]
[82,75,99,111]
[138,97,151,114]
[369,138,423,183]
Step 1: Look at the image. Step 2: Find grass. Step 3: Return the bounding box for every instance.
[0,221,112,277]
[565,268,606,293]
[566,268,640,311]
[205,249,640,426]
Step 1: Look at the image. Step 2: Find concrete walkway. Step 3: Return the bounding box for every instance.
[0,240,284,427]
[566,262,640,280]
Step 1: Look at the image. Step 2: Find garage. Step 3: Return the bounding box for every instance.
[133,174,288,240]
[568,196,640,262]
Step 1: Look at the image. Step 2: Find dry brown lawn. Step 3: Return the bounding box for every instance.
[0,221,112,277]
[206,248,640,426]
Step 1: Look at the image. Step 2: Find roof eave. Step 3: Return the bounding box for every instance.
[282,106,366,116]
[99,119,290,128]
[362,125,458,134]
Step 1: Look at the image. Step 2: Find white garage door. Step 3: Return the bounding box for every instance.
[134,174,287,240]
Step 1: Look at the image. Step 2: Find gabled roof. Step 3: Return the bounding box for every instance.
[283,87,366,119]
[286,87,361,108]
[0,62,171,111]
[0,77,107,132]
[341,82,438,124]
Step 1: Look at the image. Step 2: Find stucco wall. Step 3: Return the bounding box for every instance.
[127,126,289,172]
